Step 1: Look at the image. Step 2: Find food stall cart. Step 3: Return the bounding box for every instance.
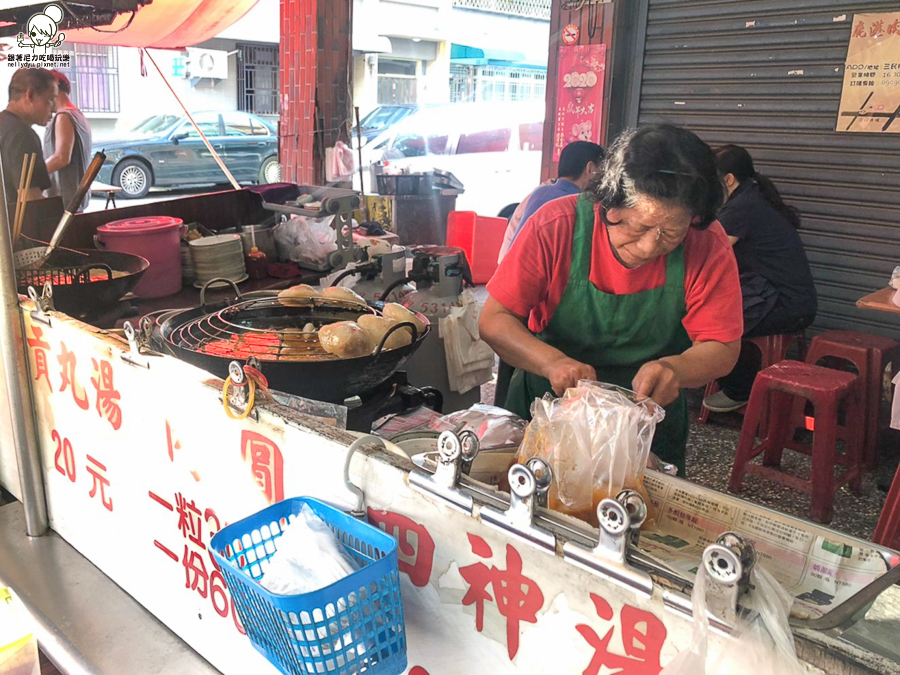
[0,186,899,674]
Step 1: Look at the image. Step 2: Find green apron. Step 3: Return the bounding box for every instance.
[505,195,693,475]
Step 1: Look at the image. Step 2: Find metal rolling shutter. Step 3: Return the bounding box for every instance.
[635,0,900,336]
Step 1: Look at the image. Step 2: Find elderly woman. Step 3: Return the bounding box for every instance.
[479,124,743,474]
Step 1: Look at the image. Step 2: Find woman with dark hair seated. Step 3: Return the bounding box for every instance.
[702,145,817,413]
[479,124,743,475]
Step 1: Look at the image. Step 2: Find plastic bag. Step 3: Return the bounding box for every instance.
[274,215,337,270]
[430,404,527,450]
[438,290,494,393]
[661,564,805,675]
[516,380,664,524]
[260,504,360,595]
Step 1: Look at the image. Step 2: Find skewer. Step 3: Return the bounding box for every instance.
[13,154,28,242]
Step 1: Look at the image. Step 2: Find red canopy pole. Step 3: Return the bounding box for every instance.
[279,0,352,185]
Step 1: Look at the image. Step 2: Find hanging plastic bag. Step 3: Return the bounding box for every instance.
[325,141,356,182]
[274,215,337,270]
[660,564,805,675]
[516,381,664,524]
[439,290,494,394]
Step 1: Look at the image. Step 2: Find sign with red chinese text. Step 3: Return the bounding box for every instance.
[837,12,900,132]
[552,44,607,161]
[5,302,880,674]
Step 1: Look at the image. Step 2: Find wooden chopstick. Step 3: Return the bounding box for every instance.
[13,153,36,245]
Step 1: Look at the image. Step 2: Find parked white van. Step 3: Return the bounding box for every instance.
[368,102,545,218]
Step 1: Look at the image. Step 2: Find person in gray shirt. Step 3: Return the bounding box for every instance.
[44,70,92,212]
[0,68,56,220]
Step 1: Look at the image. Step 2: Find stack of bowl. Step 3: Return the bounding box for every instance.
[189,234,247,288]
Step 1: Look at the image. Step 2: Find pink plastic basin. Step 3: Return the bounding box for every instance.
[97,216,184,298]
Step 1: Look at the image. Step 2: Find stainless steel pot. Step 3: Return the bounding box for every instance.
[231,223,277,262]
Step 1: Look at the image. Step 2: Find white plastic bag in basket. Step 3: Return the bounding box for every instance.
[260,504,359,596]
[660,564,805,675]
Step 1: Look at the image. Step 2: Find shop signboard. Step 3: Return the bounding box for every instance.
[552,44,606,162]
[0,304,892,673]
[837,12,900,133]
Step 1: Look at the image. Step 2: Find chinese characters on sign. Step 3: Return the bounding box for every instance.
[459,534,544,660]
[368,509,435,588]
[837,12,900,132]
[240,430,284,505]
[149,489,245,634]
[577,593,667,675]
[552,44,607,161]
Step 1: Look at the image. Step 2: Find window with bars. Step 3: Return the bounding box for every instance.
[237,43,280,116]
[452,0,551,20]
[55,44,120,113]
[451,65,546,103]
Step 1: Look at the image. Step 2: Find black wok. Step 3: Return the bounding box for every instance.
[17,249,149,318]
[150,296,430,403]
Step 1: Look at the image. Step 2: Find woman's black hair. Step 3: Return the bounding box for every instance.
[587,123,724,230]
[715,144,801,229]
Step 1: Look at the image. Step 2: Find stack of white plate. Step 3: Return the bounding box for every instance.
[189,234,247,289]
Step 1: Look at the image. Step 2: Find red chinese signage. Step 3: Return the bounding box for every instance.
[552,44,607,161]
[240,430,284,505]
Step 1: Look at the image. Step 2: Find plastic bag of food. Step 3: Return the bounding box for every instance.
[430,404,527,450]
[660,564,805,675]
[274,215,337,270]
[516,380,664,524]
[260,503,360,595]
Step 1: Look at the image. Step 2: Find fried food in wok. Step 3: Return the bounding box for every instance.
[321,286,367,305]
[357,315,412,352]
[278,284,320,303]
[382,302,427,334]
[318,321,374,358]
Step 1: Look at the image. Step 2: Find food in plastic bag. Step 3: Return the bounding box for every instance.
[278,284,320,303]
[382,302,427,335]
[260,504,360,595]
[322,286,367,306]
[318,321,373,358]
[358,315,412,351]
[516,381,664,525]
[430,404,527,450]
[274,215,337,270]
[660,564,805,674]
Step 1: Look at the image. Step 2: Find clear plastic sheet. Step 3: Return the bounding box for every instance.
[660,564,805,675]
[516,380,665,524]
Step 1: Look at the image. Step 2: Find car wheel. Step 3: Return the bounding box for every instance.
[259,156,282,184]
[113,159,152,199]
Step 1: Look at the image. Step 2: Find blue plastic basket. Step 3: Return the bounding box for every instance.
[210,498,407,675]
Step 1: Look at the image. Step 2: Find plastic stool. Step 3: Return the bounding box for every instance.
[874,463,900,551]
[700,331,808,425]
[805,330,900,469]
[728,361,863,524]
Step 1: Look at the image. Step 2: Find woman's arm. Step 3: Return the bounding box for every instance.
[632,339,741,407]
[45,113,75,174]
[479,296,596,395]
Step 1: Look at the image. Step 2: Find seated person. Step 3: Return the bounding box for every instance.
[703,144,817,413]
[509,140,604,245]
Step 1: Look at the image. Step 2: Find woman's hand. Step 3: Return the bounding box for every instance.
[632,360,680,407]
[544,356,597,395]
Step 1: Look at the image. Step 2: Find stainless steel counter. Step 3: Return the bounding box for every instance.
[0,502,219,675]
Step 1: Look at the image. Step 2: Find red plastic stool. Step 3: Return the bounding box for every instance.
[728,361,864,524]
[874,463,900,551]
[805,330,900,469]
[699,332,808,425]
